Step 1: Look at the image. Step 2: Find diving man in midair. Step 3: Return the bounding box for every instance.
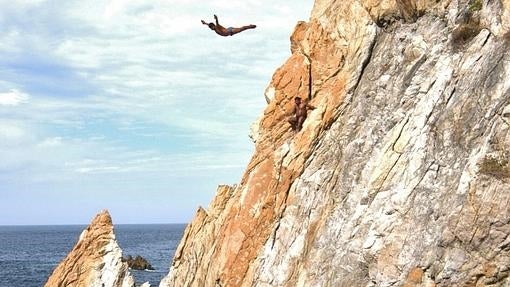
[201,15,256,37]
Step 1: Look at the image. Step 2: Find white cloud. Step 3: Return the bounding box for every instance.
[0,30,22,53]
[0,124,26,140]
[0,120,37,148]
[7,0,47,6]
[104,0,125,19]
[0,89,29,106]
[38,137,63,147]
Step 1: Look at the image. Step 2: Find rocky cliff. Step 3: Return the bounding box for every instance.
[161,0,510,286]
[45,210,135,287]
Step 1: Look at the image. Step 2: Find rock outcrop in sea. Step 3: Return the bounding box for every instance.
[123,255,155,271]
[160,0,510,286]
[44,210,136,287]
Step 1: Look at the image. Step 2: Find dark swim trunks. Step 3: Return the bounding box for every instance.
[227,27,233,36]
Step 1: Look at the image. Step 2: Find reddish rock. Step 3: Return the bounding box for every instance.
[44,210,135,287]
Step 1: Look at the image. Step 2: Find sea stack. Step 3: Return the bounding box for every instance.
[44,210,135,287]
[160,0,510,286]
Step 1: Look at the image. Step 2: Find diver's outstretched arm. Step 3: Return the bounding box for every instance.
[214,14,219,25]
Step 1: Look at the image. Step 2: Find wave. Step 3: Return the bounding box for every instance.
[129,268,160,273]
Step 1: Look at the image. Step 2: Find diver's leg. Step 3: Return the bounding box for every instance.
[297,116,305,131]
[230,25,257,35]
[288,117,298,131]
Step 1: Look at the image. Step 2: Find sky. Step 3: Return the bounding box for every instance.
[0,0,313,225]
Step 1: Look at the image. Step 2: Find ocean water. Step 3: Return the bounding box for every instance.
[0,224,186,287]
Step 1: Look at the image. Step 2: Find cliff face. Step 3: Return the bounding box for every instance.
[161,0,510,286]
[45,210,135,287]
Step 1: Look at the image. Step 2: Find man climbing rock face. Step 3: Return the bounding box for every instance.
[201,14,256,37]
[288,97,315,132]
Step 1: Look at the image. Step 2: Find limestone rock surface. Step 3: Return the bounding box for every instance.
[161,0,510,286]
[45,210,135,287]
